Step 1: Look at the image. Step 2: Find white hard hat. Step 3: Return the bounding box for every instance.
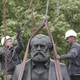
[1,36,11,45]
[65,30,77,39]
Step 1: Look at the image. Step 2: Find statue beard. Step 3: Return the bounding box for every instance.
[31,50,50,62]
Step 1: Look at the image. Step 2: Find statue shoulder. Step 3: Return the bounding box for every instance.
[13,59,31,80]
[50,58,66,67]
[14,59,31,72]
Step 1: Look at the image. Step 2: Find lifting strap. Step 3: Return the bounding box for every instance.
[45,20,63,80]
[18,20,45,80]
[18,19,63,80]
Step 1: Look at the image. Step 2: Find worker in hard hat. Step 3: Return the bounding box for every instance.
[1,36,13,47]
[0,31,24,80]
[56,29,80,80]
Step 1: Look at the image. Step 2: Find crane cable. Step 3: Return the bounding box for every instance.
[2,0,8,80]
[45,0,49,18]
[29,0,35,33]
[56,0,60,15]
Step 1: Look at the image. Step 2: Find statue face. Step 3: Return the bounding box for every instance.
[30,39,50,62]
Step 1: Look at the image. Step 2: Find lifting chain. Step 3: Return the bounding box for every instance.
[2,0,8,80]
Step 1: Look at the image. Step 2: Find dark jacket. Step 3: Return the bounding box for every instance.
[13,59,70,80]
[61,43,80,76]
[0,34,23,75]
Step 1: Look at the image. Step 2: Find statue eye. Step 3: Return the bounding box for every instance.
[40,45,46,49]
[34,45,38,48]
[33,44,46,50]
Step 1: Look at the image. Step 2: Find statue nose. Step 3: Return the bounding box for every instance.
[37,45,41,50]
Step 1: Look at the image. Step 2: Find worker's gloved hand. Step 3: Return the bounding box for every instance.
[16,29,22,39]
[55,55,60,59]
[16,29,22,35]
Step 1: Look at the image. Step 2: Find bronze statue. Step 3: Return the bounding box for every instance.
[13,34,70,80]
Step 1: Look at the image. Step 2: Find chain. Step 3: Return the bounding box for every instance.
[2,0,7,36]
[2,0,8,80]
[3,48,8,80]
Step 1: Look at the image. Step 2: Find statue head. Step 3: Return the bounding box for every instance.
[30,34,52,62]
